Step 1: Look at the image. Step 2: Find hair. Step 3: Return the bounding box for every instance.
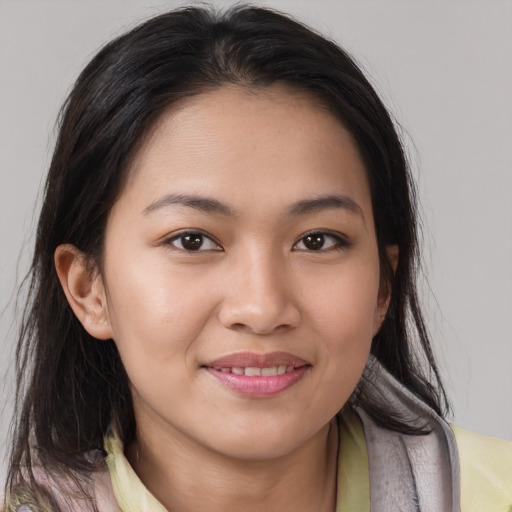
[4,4,449,510]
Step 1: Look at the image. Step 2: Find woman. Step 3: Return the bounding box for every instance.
[3,5,511,511]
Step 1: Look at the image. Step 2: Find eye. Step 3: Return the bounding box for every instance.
[164,231,222,252]
[293,231,350,252]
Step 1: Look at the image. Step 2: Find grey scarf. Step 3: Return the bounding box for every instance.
[355,358,460,512]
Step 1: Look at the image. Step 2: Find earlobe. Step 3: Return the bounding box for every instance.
[54,244,113,340]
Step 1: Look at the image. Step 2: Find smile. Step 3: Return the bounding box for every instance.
[212,365,296,376]
[203,352,310,398]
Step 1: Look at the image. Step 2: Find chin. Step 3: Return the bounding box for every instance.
[213,436,300,462]
[201,421,325,462]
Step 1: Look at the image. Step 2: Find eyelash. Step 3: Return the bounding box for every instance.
[162,230,351,253]
[162,230,223,252]
[292,231,351,252]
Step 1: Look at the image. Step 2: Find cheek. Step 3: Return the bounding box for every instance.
[300,253,380,395]
[103,252,219,366]
[304,254,381,343]
[102,260,218,416]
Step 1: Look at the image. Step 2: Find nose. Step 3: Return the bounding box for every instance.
[217,250,301,335]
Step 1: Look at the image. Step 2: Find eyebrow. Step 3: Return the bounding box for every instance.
[287,194,365,221]
[143,193,236,216]
[142,192,364,221]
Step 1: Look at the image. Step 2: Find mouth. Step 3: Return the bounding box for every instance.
[202,352,310,398]
[210,365,300,376]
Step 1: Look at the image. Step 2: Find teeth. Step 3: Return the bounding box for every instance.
[213,365,299,375]
[244,367,261,376]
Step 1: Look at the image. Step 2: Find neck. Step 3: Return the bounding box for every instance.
[126,417,339,512]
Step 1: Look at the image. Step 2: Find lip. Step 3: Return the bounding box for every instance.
[203,351,310,398]
[204,351,309,369]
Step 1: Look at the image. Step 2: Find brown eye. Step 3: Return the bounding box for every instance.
[166,232,222,252]
[303,234,325,251]
[181,234,204,250]
[294,232,349,252]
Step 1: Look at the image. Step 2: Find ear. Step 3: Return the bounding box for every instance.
[386,244,399,274]
[54,244,113,340]
[373,244,399,336]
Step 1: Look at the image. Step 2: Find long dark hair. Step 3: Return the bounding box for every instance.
[5,4,449,508]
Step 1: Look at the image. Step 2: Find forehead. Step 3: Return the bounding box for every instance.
[117,84,371,219]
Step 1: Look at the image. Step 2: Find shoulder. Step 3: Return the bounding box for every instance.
[451,424,512,512]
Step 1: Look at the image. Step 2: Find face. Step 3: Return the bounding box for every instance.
[97,85,388,460]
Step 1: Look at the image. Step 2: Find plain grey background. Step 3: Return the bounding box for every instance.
[1,0,511,480]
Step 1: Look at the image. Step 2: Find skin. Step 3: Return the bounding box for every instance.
[56,85,396,512]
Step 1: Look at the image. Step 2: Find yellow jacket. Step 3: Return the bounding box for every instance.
[452,424,512,512]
